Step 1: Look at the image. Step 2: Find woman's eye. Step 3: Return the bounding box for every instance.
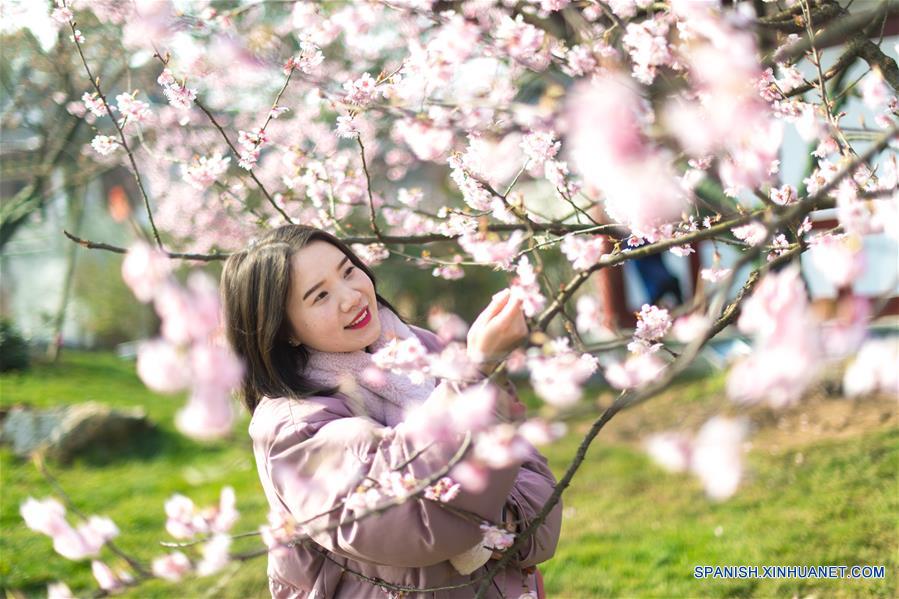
[344,266,355,278]
[315,291,327,302]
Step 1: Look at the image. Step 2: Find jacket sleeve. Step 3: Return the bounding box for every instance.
[505,446,563,568]
[253,386,520,569]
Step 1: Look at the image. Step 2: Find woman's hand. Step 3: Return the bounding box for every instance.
[467,289,528,375]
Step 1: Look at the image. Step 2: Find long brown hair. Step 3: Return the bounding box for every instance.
[221,225,400,413]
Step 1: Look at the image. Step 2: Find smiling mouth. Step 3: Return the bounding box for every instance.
[345,306,371,329]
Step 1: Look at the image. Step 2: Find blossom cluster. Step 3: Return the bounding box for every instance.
[644,417,748,501]
[122,242,243,440]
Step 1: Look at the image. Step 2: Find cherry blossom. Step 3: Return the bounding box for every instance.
[510,256,546,317]
[634,304,672,343]
[91,561,124,592]
[644,432,692,473]
[560,235,606,271]
[90,134,118,156]
[843,338,899,397]
[152,551,192,582]
[528,341,599,407]
[157,69,196,110]
[196,534,231,576]
[604,352,666,390]
[690,417,748,501]
[81,92,110,117]
[424,477,462,503]
[115,91,151,125]
[47,582,75,599]
[182,153,230,190]
[808,233,865,289]
[480,523,515,550]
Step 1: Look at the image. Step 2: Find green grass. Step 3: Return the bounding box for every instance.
[1,352,897,598]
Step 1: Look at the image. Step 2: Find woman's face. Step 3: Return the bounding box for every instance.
[285,240,382,353]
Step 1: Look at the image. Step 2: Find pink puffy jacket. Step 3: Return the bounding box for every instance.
[249,326,562,598]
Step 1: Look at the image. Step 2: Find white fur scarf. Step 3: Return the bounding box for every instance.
[303,303,436,426]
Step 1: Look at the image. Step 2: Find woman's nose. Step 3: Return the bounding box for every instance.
[339,286,363,312]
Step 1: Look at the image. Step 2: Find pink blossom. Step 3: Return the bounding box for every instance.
[122,241,172,303]
[285,37,325,74]
[175,387,235,441]
[196,534,231,576]
[91,561,123,592]
[634,304,671,342]
[51,7,74,23]
[860,69,891,109]
[21,497,69,537]
[809,233,865,289]
[397,118,454,161]
[560,235,606,271]
[157,69,196,110]
[644,432,692,473]
[518,418,566,446]
[604,352,665,390]
[458,231,523,269]
[510,256,546,317]
[448,154,492,211]
[212,487,239,533]
[737,265,807,341]
[495,15,548,71]
[622,16,673,84]
[90,135,118,156]
[474,424,530,468]
[576,295,612,339]
[432,262,465,280]
[154,273,221,345]
[769,184,797,206]
[427,308,469,343]
[115,91,151,125]
[480,523,515,550]
[371,337,430,383]
[47,582,75,599]
[82,92,110,117]
[344,480,382,512]
[528,342,598,407]
[71,29,84,43]
[424,477,462,503]
[152,551,192,582]
[181,153,230,190]
[731,222,768,246]
[450,460,488,492]
[136,339,190,394]
[335,115,360,139]
[350,243,389,266]
[520,131,560,165]
[164,494,199,539]
[690,417,747,501]
[343,72,380,106]
[260,510,297,558]
[568,76,686,238]
[843,338,899,397]
[377,471,419,499]
[671,313,710,343]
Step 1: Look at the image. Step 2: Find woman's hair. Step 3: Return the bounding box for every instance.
[221,225,401,413]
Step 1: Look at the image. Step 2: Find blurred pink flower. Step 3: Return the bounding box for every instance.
[175,387,235,441]
[47,582,75,599]
[690,417,747,501]
[843,338,899,397]
[20,497,68,537]
[122,241,172,303]
[152,551,191,582]
[560,235,606,271]
[91,560,124,591]
[604,352,665,390]
[196,534,231,576]
[480,523,515,550]
[644,432,692,473]
[809,233,865,289]
[136,339,190,394]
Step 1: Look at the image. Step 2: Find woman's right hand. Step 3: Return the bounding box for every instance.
[467,289,528,375]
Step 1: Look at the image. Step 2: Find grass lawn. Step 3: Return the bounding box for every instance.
[1,351,896,598]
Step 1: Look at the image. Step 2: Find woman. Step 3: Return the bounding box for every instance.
[221,225,562,598]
